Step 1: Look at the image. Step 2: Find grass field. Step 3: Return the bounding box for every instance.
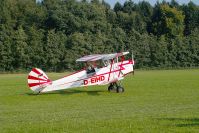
[0,70,199,133]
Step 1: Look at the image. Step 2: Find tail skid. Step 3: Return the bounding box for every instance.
[27,68,52,93]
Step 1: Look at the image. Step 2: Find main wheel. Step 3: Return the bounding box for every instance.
[116,86,124,93]
[108,84,113,92]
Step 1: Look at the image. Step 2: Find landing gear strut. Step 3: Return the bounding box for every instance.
[108,82,124,93]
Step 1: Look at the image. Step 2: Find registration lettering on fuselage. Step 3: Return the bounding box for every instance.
[84,75,105,85]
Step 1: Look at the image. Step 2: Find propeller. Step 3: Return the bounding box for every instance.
[132,51,135,75]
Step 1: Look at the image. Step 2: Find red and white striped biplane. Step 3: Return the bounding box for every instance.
[27,52,135,93]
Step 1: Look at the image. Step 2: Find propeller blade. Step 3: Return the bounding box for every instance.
[132,51,135,75]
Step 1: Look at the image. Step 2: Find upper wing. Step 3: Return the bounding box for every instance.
[76,54,104,62]
[76,52,129,62]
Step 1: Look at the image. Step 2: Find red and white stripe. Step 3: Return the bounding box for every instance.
[27,68,52,92]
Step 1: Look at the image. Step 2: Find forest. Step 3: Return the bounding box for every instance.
[0,0,199,72]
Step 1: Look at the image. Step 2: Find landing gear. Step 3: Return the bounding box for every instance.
[108,82,124,93]
[116,86,124,93]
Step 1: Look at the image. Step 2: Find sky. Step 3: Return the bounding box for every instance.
[106,0,199,8]
[36,0,199,7]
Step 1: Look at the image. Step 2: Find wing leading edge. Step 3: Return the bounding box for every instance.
[76,52,129,62]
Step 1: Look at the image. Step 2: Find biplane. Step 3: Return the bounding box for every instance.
[27,52,135,93]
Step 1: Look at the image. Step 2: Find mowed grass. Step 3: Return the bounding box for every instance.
[0,70,199,133]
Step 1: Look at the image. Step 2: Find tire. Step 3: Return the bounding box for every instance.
[108,85,113,92]
[116,86,124,93]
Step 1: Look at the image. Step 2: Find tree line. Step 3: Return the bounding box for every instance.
[0,0,199,72]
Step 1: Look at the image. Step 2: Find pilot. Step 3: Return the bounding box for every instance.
[87,62,95,74]
[88,65,92,71]
[104,60,110,66]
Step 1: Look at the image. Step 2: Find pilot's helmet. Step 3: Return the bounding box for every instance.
[88,66,92,70]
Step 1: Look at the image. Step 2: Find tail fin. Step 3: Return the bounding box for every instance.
[27,68,52,93]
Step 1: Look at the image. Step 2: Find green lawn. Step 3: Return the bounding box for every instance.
[0,70,199,133]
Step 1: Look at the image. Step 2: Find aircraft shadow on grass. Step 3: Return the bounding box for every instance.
[157,118,199,127]
[26,89,106,96]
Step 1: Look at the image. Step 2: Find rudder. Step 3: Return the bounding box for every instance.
[27,68,52,93]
